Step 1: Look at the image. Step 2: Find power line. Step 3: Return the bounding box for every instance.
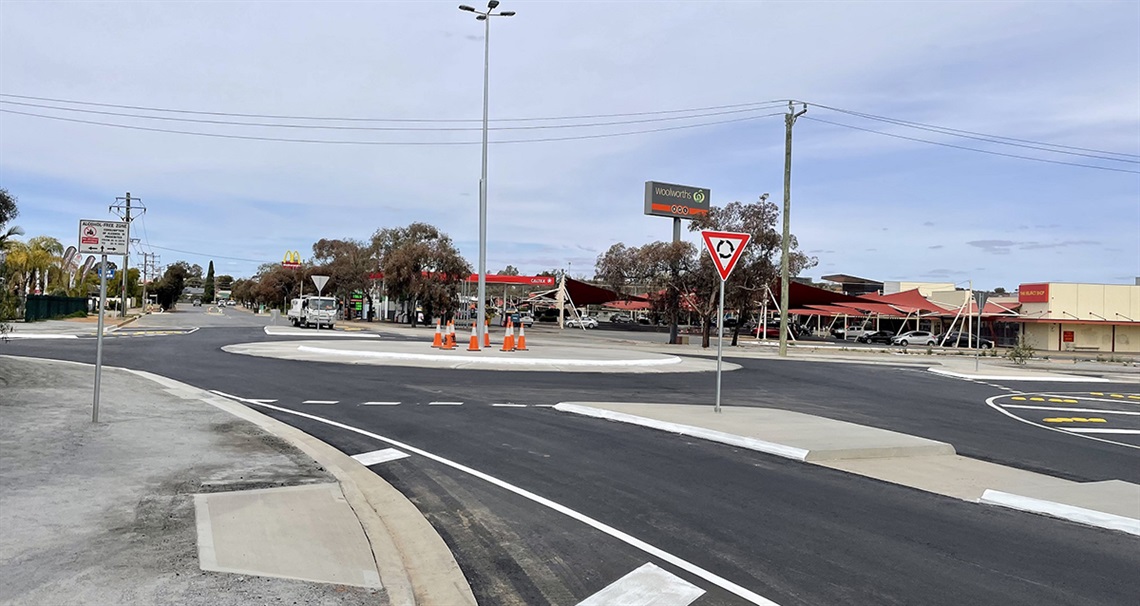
[0,98,787,132]
[0,108,785,145]
[0,92,787,123]
[807,102,1139,163]
[145,243,272,264]
[802,116,1140,174]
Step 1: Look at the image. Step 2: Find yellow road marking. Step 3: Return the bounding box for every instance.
[1110,394,1124,398]
[1048,398,1065,402]
[1063,399,1078,403]
[1042,417,1107,424]
[1044,417,1071,423]
[1030,397,1045,402]
[1011,396,1027,401]
[1129,395,1140,400]
[1091,392,1104,396]
[1089,418,1107,423]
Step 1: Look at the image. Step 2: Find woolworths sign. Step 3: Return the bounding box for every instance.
[644,181,711,219]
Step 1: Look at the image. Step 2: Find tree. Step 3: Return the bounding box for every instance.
[498,265,519,276]
[203,261,215,303]
[216,274,234,291]
[993,287,1007,295]
[690,195,817,346]
[596,240,707,342]
[152,263,188,310]
[0,188,17,227]
[372,223,470,326]
[312,238,375,301]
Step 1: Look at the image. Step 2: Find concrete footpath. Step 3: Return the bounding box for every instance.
[0,355,474,606]
[554,402,1140,537]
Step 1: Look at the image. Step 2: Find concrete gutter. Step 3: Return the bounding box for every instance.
[126,369,476,606]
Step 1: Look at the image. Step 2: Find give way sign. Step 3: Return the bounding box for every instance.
[701,230,751,281]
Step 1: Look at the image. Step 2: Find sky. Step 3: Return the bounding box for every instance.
[1,0,1137,292]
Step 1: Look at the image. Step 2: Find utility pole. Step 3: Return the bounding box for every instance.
[778,101,807,357]
[109,193,145,318]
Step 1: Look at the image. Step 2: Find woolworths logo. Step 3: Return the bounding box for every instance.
[653,186,706,203]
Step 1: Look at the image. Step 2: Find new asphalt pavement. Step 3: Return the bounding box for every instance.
[3,306,1138,605]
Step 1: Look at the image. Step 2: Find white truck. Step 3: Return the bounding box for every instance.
[287,296,338,329]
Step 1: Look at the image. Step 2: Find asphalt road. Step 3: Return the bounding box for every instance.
[5,308,1139,605]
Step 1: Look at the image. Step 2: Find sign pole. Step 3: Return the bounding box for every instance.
[93,254,107,423]
[700,229,752,416]
[715,279,725,413]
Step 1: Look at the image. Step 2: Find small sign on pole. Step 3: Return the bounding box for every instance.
[701,230,752,413]
[312,275,329,296]
[78,219,129,255]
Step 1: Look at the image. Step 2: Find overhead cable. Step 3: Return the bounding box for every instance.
[0,108,785,145]
[802,116,1140,174]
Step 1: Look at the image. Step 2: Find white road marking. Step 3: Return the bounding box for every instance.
[361,401,401,406]
[428,401,463,406]
[577,562,704,606]
[1001,404,1140,416]
[532,404,556,408]
[984,395,1140,451]
[210,392,781,606]
[492,403,527,408]
[352,448,410,466]
[302,400,338,405]
[1062,428,1140,435]
[249,399,278,404]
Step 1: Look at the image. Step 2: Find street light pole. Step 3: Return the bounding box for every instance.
[460,1,515,345]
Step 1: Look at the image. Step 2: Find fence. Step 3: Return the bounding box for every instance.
[24,295,88,322]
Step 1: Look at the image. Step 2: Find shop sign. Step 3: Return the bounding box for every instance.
[1018,283,1049,303]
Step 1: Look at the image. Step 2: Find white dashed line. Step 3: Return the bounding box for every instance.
[428,401,463,406]
[492,403,527,408]
[361,401,401,406]
[209,392,782,606]
[352,448,410,465]
[302,400,338,405]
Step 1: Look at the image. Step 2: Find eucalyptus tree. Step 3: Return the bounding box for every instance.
[372,223,470,326]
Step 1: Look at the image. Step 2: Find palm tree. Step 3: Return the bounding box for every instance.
[25,236,63,295]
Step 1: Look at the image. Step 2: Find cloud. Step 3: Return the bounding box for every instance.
[923,221,935,227]
[921,268,968,278]
[928,244,944,249]
[968,240,1018,254]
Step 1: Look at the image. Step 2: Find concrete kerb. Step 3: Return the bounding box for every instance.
[123,369,476,606]
[554,402,1139,536]
[553,404,811,461]
[979,490,1140,536]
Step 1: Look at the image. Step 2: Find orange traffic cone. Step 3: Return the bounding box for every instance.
[467,322,480,351]
[483,319,491,349]
[443,321,456,349]
[501,319,515,351]
[516,322,528,351]
[431,319,442,348]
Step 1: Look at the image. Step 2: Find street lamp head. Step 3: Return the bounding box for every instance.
[500,10,516,16]
[759,192,770,202]
[488,0,499,8]
[458,5,475,11]
[476,14,487,20]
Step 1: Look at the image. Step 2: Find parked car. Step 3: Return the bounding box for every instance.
[192,298,201,307]
[844,325,875,341]
[829,326,845,339]
[610,313,633,324]
[856,330,895,344]
[891,330,936,346]
[566,316,598,328]
[936,331,994,349]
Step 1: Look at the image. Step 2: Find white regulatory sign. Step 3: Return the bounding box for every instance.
[78,219,130,255]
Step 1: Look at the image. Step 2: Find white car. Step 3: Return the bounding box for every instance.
[891,330,936,346]
[566,316,598,328]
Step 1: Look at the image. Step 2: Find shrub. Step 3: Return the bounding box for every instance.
[1006,338,1035,366]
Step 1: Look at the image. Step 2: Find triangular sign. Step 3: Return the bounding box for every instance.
[701,230,751,281]
[311,275,330,294]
